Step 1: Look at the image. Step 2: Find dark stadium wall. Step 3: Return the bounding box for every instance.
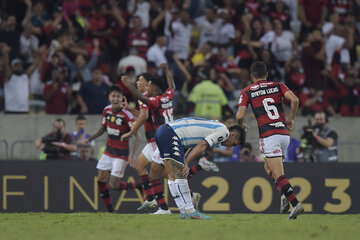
[0,161,359,214]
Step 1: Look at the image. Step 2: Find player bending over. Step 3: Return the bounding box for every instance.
[236,61,304,219]
[83,86,141,213]
[155,117,245,219]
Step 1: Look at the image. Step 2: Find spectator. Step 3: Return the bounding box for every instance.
[216,9,236,56]
[4,59,30,114]
[300,87,338,117]
[270,0,291,30]
[239,142,262,162]
[195,8,222,47]
[72,114,94,159]
[187,68,228,120]
[0,43,11,113]
[20,23,39,67]
[128,0,151,29]
[301,29,326,90]
[77,145,97,161]
[322,12,340,38]
[127,16,150,59]
[63,38,100,89]
[284,55,305,98]
[271,19,297,67]
[298,0,327,42]
[169,9,192,60]
[146,35,167,71]
[35,118,77,161]
[28,46,47,98]
[77,68,109,114]
[0,15,21,60]
[117,48,147,76]
[43,67,72,114]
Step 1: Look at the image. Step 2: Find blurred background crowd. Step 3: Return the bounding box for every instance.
[1,0,360,119]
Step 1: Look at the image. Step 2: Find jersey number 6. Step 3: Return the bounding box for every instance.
[262,97,280,120]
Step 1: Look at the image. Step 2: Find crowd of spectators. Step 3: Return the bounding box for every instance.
[1,0,360,118]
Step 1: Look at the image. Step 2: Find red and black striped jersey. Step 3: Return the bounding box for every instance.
[127,29,150,59]
[147,88,174,129]
[139,92,156,143]
[101,105,134,159]
[238,80,291,138]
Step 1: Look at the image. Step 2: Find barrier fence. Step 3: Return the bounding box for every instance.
[0,161,359,213]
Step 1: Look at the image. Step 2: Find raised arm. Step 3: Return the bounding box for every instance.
[121,75,149,103]
[160,62,176,91]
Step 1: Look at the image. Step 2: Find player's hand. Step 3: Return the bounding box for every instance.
[160,62,168,71]
[181,163,189,177]
[286,119,295,131]
[121,75,128,85]
[120,132,132,141]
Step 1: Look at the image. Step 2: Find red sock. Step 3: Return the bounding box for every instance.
[140,175,154,201]
[150,179,168,210]
[98,181,114,212]
[276,175,299,207]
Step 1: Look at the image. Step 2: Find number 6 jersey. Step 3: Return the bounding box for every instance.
[238,80,291,138]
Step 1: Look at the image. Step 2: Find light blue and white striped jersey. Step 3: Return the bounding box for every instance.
[167,117,229,148]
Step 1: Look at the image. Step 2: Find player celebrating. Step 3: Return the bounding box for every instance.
[236,61,303,219]
[155,117,245,219]
[84,86,140,213]
[121,63,175,214]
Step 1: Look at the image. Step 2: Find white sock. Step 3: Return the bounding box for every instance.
[175,179,195,213]
[168,180,186,213]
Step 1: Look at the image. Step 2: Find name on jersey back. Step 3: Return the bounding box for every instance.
[251,87,279,98]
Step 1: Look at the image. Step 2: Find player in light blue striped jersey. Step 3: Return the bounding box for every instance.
[155,117,246,219]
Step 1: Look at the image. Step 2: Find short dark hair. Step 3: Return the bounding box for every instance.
[229,125,246,145]
[109,85,123,94]
[250,61,268,79]
[138,72,155,82]
[150,76,167,92]
[76,114,86,121]
[55,118,65,126]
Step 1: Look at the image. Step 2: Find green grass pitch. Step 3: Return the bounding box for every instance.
[1,213,359,240]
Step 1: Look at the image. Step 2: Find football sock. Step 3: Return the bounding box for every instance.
[168,180,186,213]
[175,179,195,213]
[98,181,114,212]
[151,178,169,210]
[276,175,299,207]
[140,175,155,201]
[119,181,137,190]
[187,165,202,179]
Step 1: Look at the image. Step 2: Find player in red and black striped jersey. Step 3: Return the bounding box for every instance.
[121,63,175,214]
[236,61,304,219]
[83,86,141,213]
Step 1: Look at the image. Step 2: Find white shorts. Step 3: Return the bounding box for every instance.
[96,154,127,178]
[259,134,290,159]
[141,141,163,165]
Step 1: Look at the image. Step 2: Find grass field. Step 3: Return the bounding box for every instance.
[0,213,359,240]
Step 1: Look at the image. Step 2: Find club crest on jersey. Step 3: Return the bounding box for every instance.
[250,85,260,90]
[111,116,116,123]
[115,118,123,125]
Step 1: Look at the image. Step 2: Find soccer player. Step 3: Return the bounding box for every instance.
[236,61,304,219]
[155,117,246,219]
[121,63,174,214]
[83,85,140,213]
[121,69,219,214]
